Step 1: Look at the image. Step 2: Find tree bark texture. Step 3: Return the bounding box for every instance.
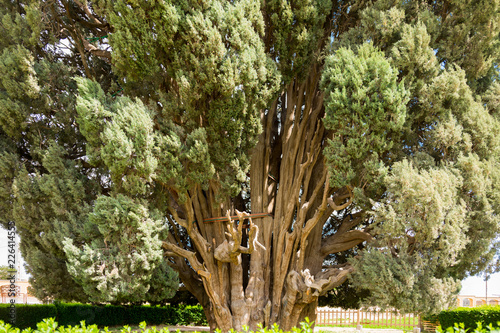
[163,67,368,331]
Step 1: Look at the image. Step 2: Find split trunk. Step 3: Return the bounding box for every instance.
[164,70,371,331]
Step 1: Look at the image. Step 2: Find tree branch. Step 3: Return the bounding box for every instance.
[214,211,265,264]
[81,38,112,62]
[321,229,373,256]
[337,211,364,234]
[242,216,266,254]
[162,241,210,279]
[168,206,189,230]
[327,186,353,211]
[282,264,354,325]
[72,0,103,25]
[312,265,355,296]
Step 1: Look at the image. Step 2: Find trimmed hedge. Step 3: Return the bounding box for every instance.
[437,322,500,333]
[0,304,57,329]
[0,303,207,329]
[438,305,500,330]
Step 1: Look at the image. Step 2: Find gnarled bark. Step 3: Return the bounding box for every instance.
[162,70,371,332]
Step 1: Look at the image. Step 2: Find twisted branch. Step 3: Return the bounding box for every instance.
[214,210,265,264]
[162,241,210,279]
[328,186,353,211]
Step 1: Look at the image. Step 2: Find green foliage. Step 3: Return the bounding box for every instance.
[74,78,160,195]
[437,322,500,333]
[264,0,332,81]
[438,306,500,331]
[422,313,440,325]
[0,304,58,330]
[62,195,177,304]
[206,319,312,333]
[54,303,126,328]
[322,0,500,314]
[0,266,13,280]
[0,303,206,329]
[173,305,207,326]
[321,42,409,190]
[0,318,314,333]
[318,284,370,310]
[162,289,199,307]
[97,0,280,197]
[351,159,467,313]
[0,44,39,138]
[0,0,181,305]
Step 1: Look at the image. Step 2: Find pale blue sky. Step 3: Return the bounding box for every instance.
[1,226,499,297]
[460,273,500,297]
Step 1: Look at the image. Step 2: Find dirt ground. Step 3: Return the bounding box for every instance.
[161,326,407,333]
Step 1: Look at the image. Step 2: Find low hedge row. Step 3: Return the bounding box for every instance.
[0,304,58,330]
[438,305,500,330]
[0,303,206,329]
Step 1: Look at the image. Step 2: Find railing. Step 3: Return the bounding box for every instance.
[0,284,42,304]
[316,307,420,329]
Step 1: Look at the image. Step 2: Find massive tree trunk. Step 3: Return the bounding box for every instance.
[162,66,371,331]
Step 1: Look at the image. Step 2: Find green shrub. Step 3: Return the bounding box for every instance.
[125,305,170,325]
[422,313,439,324]
[438,306,500,331]
[55,303,173,327]
[55,303,102,326]
[55,303,128,327]
[437,321,500,333]
[0,302,206,329]
[0,304,58,329]
[176,305,207,326]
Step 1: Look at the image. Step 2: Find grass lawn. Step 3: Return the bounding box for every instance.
[316,316,419,330]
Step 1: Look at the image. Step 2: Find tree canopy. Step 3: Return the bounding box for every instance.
[0,266,13,280]
[0,0,499,330]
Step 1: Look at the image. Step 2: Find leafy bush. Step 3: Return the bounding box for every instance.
[437,322,500,333]
[125,305,169,325]
[55,303,127,327]
[438,306,500,330]
[0,303,206,329]
[175,305,206,326]
[422,313,439,324]
[0,304,57,329]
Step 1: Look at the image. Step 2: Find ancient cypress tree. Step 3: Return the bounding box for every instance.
[0,0,499,330]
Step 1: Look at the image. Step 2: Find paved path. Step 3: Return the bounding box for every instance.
[166,326,210,332]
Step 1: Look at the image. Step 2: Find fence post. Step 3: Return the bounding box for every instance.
[414,315,421,333]
[355,308,361,331]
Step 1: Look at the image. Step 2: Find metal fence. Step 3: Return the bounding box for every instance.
[316,307,420,329]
